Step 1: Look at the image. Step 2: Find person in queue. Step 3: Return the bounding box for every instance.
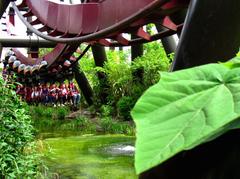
[11,80,81,108]
[41,84,49,105]
[69,82,81,107]
[49,84,57,107]
[59,83,68,106]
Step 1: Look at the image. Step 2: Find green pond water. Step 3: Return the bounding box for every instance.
[42,134,137,179]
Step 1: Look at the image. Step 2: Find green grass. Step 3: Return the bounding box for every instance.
[30,105,135,137]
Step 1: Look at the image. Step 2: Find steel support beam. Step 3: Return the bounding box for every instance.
[92,45,107,67]
[155,24,177,57]
[131,34,143,60]
[131,34,144,83]
[0,36,56,48]
[0,0,10,19]
[73,63,93,106]
[92,44,108,104]
[0,43,3,60]
[172,0,240,71]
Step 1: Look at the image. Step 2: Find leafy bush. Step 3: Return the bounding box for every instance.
[30,106,70,120]
[0,77,40,178]
[85,42,170,119]
[132,41,171,88]
[117,96,135,120]
[100,117,135,135]
[99,105,114,117]
[56,107,70,120]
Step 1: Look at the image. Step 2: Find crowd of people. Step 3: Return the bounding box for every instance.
[16,82,81,107]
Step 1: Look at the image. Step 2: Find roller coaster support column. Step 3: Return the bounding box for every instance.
[131,35,143,60]
[155,24,177,58]
[172,0,240,71]
[0,0,10,18]
[73,63,93,106]
[92,45,108,104]
[131,34,144,83]
[0,43,3,61]
[8,7,15,26]
[0,0,10,58]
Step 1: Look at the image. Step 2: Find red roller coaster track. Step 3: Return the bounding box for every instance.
[8,0,188,80]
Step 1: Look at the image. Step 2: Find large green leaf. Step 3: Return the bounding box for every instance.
[131,62,240,174]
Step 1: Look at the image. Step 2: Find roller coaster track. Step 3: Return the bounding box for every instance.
[7,0,188,82]
[12,0,188,44]
[5,21,90,80]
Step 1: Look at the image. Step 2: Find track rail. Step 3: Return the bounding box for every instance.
[12,0,188,44]
[7,0,189,83]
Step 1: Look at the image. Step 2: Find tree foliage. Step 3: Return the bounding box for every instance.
[80,41,171,120]
[39,48,53,57]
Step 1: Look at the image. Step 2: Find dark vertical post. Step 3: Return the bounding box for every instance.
[26,16,33,36]
[8,7,15,26]
[131,35,143,60]
[0,1,10,19]
[110,40,115,51]
[0,43,3,61]
[25,15,39,58]
[73,63,93,106]
[68,0,94,105]
[92,45,107,70]
[91,44,108,103]
[172,0,240,71]
[131,34,144,83]
[155,24,177,58]
[1,2,11,62]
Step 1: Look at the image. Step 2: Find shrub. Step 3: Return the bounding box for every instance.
[56,107,70,120]
[100,117,135,135]
[30,106,70,120]
[100,105,114,117]
[80,41,171,120]
[0,76,40,178]
[117,96,135,120]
